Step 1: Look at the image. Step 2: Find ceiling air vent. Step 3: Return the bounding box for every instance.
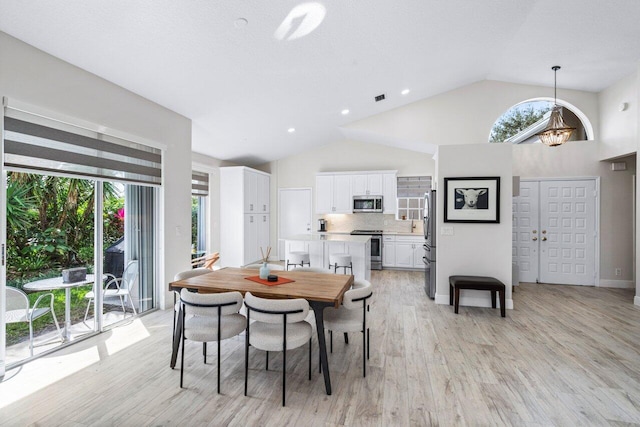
[374,94,386,102]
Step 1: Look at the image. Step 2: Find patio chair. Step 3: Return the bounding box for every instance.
[191,252,220,269]
[84,260,139,323]
[6,287,64,356]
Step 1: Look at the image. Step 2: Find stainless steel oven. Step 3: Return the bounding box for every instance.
[350,230,382,270]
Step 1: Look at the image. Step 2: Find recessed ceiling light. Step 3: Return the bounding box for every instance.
[288,128,296,133]
[234,18,248,29]
[341,109,350,115]
[401,89,410,95]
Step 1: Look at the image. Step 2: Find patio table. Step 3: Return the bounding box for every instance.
[23,274,102,340]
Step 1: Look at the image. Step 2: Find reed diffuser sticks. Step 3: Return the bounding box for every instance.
[260,246,271,263]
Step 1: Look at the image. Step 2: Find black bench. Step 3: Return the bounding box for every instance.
[449,275,506,317]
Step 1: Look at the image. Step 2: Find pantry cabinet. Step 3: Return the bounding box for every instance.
[221,166,271,266]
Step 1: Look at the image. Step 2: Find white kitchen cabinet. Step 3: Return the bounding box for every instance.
[352,174,383,196]
[220,166,271,267]
[383,173,397,214]
[382,235,396,267]
[257,173,270,213]
[315,174,352,214]
[383,235,423,269]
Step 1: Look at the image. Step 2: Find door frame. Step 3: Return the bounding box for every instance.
[277,188,313,260]
[520,176,600,286]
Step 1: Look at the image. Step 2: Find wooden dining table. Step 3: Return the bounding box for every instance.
[169,267,353,395]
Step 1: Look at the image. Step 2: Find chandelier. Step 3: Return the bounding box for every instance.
[537,66,576,147]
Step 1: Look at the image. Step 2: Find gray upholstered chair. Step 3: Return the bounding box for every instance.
[6,287,63,356]
[243,292,313,406]
[172,268,212,335]
[323,279,373,377]
[179,289,245,393]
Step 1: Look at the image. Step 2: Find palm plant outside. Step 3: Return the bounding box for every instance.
[6,172,124,346]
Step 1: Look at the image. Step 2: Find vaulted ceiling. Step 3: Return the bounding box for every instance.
[2,0,640,165]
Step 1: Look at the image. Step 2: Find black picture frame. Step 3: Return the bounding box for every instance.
[444,177,500,223]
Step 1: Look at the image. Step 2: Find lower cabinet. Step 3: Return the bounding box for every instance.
[382,235,423,269]
[242,214,270,266]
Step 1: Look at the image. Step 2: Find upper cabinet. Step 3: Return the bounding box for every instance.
[382,173,397,214]
[316,170,397,214]
[243,169,269,213]
[315,174,352,214]
[351,174,383,196]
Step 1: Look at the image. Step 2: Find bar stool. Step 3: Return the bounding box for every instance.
[286,251,310,270]
[329,253,352,274]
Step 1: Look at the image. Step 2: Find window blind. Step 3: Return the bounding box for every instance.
[3,108,162,185]
[191,171,209,197]
[397,176,431,197]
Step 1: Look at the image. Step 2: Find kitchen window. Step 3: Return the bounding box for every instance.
[397,176,431,220]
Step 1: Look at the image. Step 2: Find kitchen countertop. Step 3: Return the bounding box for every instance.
[317,231,422,236]
[285,234,370,243]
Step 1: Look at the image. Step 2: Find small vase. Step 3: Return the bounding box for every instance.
[259,262,270,279]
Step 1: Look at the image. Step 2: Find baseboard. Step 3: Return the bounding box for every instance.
[434,293,513,310]
[634,296,640,307]
[598,279,634,289]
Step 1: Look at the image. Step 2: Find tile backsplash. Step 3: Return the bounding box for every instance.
[315,213,423,234]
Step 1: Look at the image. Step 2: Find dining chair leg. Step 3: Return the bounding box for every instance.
[344,332,349,344]
[308,339,312,380]
[330,330,333,353]
[282,349,287,406]
[217,339,221,394]
[180,311,186,388]
[203,342,207,364]
[217,310,221,394]
[266,351,269,370]
[244,320,250,396]
[367,328,370,360]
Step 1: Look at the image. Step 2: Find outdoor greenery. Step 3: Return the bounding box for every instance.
[489,104,550,143]
[6,172,124,346]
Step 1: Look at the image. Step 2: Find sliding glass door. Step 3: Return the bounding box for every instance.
[2,100,161,368]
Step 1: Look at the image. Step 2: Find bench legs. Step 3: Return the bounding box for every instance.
[450,286,506,317]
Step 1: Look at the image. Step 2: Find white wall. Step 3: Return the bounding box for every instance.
[598,71,638,160]
[191,152,238,257]
[0,32,192,310]
[345,80,599,151]
[436,144,513,308]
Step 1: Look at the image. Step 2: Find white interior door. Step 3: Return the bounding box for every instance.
[278,188,312,260]
[539,180,597,285]
[513,181,540,283]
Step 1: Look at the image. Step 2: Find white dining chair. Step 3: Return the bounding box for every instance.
[243,292,313,406]
[323,279,373,377]
[179,289,246,393]
[172,268,212,335]
[6,287,64,356]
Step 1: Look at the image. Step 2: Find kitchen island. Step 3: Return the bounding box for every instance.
[284,234,371,281]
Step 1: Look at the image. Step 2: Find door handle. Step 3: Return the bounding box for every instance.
[542,237,547,241]
[532,237,538,241]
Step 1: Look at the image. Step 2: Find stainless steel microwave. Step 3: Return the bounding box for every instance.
[353,195,383,213]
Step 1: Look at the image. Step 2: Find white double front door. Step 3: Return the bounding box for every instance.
[513,178,598,286]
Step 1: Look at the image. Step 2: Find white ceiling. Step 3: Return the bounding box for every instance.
[2,1,640,165]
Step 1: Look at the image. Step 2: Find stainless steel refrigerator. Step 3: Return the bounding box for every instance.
[423,190,436,298]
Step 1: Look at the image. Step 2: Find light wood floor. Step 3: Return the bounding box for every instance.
[1,270,639,426]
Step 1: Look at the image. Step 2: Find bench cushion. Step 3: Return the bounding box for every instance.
[449,275,505,291]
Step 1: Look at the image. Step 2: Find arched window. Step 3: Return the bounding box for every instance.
[489,99,593,144]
